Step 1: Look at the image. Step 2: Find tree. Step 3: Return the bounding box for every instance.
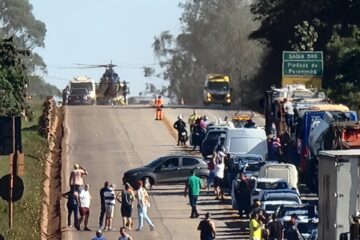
[152,0,265,105]
[0,37,30,116]
[0,0,47,71]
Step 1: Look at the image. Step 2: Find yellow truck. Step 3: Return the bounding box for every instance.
[203,74,232,106]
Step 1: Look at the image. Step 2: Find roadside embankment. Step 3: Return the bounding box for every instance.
[40,98,64,240]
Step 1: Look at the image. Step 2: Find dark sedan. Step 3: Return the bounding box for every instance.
[67,88,93,105]
[123,155,209,189]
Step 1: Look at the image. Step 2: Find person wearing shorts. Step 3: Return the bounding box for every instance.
[79,184,92,231]
[104,183,116,231]
[214,159,225,200]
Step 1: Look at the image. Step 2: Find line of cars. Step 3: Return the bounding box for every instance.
[230,156,318,239]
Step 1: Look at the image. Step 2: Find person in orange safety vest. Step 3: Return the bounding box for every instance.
[155,95,164,120]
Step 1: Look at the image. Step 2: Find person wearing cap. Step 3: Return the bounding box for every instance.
[79,184,92,231]
[173,115,187,146]
[91,229,106,240]
[117,227,134,240]
[154,95,164,120]
[69,163,88,192]
[116,182,135,230]
[284,213,301,240]
[197,212,216,240]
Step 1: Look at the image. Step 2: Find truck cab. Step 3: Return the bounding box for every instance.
[203,74,232,106]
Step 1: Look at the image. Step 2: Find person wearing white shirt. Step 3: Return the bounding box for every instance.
[283,98,294,130]
[79,184,92,231]
[214,155,225,201]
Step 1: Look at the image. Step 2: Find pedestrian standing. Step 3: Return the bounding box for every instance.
[79,184,92,231]
[197,212,216,240]
[62,188,80,230]
[69,163,88,192]
[283,98,294,131]
[184,169,201,218]
[192,117,202,151]
[99,181,109,228]
[284,214,301,240]
[249,213,262,240]
[267,214,283,240]
[91,229,106,240]
[118,227,134,240]
[214,151,225,200]
[207,156,215,194]
[136,180,155,231]
[154,95,164,120]
[116,182,135,230]
[234,172,251,218]
[104,183,116,231]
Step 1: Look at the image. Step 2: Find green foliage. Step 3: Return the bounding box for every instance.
[27,76,61,99]
[0,101,47,240]
[0,37,30,116]
[153,0,265,104]
[0,0,47,71]
[251,0,360,110]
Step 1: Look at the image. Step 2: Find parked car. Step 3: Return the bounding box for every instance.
[261,189,302,203]
[67,88,93,105]
[251,178,290,203]
[122,155,209,189]
[201,129,227,158]
[262,200,299,215]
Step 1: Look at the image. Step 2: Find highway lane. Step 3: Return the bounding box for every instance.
[61,105,252,240]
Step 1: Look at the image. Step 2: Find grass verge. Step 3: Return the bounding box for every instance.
[0,99,49,239]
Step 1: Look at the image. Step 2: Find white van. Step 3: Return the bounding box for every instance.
[224,128,268,159]
[259,163,299,193]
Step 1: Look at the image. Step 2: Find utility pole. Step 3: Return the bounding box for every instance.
[9,116,16,228]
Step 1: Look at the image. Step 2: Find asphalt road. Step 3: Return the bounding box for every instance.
[61,104,262,240]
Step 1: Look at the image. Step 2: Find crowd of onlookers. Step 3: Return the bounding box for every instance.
[63,163,157,240]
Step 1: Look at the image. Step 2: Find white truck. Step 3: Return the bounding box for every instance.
[69,76,96,104]
[318,149,360,240]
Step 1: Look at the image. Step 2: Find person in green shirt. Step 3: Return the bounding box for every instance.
[249,212,262,240]
[184,169,201,218]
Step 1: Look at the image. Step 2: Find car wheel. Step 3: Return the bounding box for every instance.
[199,176,208,189]
[143,177,153,190]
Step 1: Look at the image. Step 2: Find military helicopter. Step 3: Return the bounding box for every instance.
[74,62,130,105]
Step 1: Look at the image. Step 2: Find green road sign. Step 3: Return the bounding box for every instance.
[283,51,323,77]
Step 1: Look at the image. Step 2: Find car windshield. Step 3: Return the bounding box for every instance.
[265,204,282,212]
[280,209,309,217]
[71,82,93,91]
[70,88,88,95]
[264,195,299,202]
[244,163,262,172]
[144,158,163,168]
[256,181,288,190]
[235,156,263,163]
[207,132,222,141]
[208,82,229,91]
[229,137,264,153]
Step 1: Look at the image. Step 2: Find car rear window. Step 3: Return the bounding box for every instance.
[183,158,199,166]
[256,182,288,190]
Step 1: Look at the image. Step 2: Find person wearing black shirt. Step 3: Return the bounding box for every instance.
[98,181,109,228]
[267,214,283,240]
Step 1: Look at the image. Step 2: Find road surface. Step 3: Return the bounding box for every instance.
[61,105,263,240]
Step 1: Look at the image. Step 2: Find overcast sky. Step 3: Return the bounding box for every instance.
[30,0,183,96]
